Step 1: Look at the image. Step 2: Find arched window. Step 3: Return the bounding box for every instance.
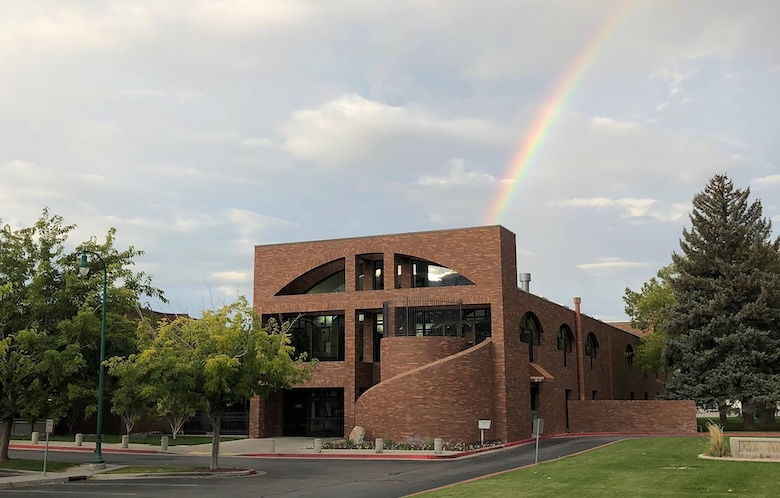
[520,312,542,362]
[625,345,634,369]
[557,325,574,367]
[585,333,599,369]
[276,259,345,296]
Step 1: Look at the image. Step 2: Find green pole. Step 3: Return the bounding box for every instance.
[81,250,107,467]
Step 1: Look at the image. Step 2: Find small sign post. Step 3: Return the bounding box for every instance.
[43,419,53,476]
[533,417,544,464]
[478,420,491,446]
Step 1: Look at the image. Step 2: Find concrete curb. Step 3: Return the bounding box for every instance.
[0,475,87,490]
[91,468,258,480]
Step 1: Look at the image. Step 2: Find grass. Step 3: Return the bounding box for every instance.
[420,437,780,498]
[0,459,77,472]
[104,465,208,474]
[11,434,241,446]
[695,416,780,432]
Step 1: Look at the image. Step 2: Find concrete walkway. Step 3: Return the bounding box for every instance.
[7,436,462,458]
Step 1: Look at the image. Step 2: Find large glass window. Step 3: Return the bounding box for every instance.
[284,314,345,361]
[585,332,599,370]
[520,312,542,362]
[390,305,491,345]
[356,255,384,291]
[412,260,474,288]
[306,271,345,294]
[373,313,384,362]
[557,324,574,367]
[276,259,345,296]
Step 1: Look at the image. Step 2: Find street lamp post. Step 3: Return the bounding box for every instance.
[79,249,107,469]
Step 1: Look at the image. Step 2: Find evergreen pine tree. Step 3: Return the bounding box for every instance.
[664,174,780,429]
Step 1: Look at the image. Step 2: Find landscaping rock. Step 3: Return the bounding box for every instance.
[348,426,365,444]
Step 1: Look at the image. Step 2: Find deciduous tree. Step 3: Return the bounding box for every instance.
[0,209,164,460]
[623,264,676,374]
[130,297,313,469]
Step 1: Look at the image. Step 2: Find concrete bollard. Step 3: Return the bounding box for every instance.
[161,436,169,451]
[122,435,129,448]
[434,438,443,454]
[75,433,83,446]
[375,438,383,454]
[314,438,321,453]
[31,432,39,444]
[267,439,275,453]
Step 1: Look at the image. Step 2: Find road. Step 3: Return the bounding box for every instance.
[2,436,624,497]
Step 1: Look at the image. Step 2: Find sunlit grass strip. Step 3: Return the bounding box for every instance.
[103,465,207,474]
[419,437,780,498]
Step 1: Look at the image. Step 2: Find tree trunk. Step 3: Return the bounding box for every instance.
[0,416,13,462]
[718,403,728,427]
[757,405,776,431]
[742,403,757,431]
[209,413,222,470]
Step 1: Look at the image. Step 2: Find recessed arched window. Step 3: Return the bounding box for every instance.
[585,333,599,369]
[625,345,634,368]
[276,259,345,296]
[557,324,574,367]
[520,312,542,362]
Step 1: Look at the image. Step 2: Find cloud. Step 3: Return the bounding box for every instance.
[549,197,690,223]
[577,258,651,276]
[589,117,640,131]
[280,94,512,168]
[405,159,498,223]
[750,175,780,190]
[212,271,251,283]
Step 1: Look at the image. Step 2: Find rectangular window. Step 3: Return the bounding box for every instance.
[374,260,384,290]
[373,313,384,363]
[283,313,345,362]
[357,261,364,291]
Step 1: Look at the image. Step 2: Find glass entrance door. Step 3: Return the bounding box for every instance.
[283,388,344,437]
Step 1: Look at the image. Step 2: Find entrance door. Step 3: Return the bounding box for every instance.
[283,388,344,437]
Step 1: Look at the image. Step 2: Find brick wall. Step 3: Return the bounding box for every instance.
[568,400,697,433]
[381,336,469,381]
[355,340,495,443]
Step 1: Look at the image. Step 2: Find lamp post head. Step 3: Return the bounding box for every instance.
[79,250,90,277]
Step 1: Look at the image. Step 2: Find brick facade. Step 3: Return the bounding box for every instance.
[568,400,697,433]
[249,225,685,443]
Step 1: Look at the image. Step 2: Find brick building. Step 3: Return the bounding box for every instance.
[249,225,693,444]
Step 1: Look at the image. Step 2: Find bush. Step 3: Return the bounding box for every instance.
[703,422,730,457]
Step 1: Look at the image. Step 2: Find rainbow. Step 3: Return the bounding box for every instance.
[485,1,638,225]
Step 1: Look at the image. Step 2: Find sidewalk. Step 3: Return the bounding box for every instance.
[7,437,463,458]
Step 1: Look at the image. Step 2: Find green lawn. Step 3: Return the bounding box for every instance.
[104,465,207,474]
[421,437,780,498]
[0,459,76,472]
[11,434,240,446]
[695,416,780,432]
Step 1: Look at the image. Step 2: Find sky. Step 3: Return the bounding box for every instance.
[2,0,779,321]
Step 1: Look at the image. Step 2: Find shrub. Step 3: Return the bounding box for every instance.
[703,422,730,457]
